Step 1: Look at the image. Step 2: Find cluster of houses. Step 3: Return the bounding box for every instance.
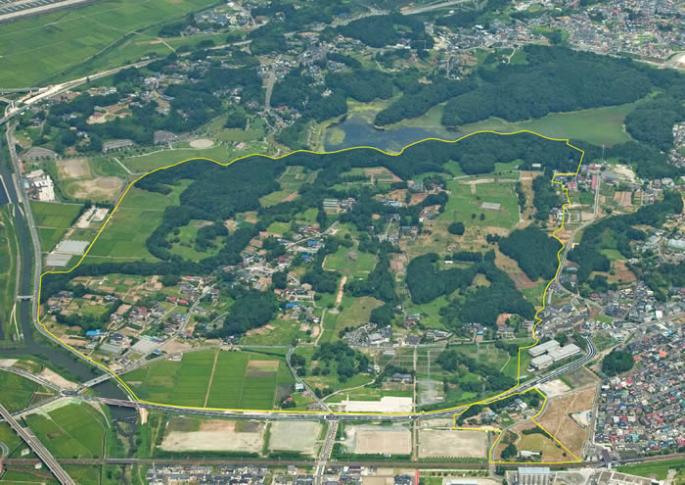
[595,321,684,456]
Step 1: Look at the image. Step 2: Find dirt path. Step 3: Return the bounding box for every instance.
[335,276,347,307]
[202,350,220,407]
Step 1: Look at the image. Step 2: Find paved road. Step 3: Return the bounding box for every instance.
[0,403,75,485]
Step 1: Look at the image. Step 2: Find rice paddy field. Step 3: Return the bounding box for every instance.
[23,401,109,459]
[123,349,294,409]
[31,200,83,252]
[0,0,218,88]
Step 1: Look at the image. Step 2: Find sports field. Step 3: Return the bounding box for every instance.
[123,349,294,409]
[85,182,188,263]
[24,401,108,459]
[31,201,83,252]
[0,0,217,88]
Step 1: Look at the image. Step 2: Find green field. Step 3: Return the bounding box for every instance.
[320,295,383,343]
[438,179,520,229]
[0,0,218,88]
[24,402,108,459]
[323,246,377,279]
[0,370,54,413]
[0,207,20,337]
[617,458,685,480]
[86,182,188,262]
[123,349,294,409]
[31,201,83,252]
[460,103,636,146]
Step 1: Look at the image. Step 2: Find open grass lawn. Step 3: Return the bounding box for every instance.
[122,146,232,173]
[438,179,519,230]
[30,201,83,252]
[0,370,54,413]
[24,402,108,459]
[124,349,293,410]
[0,422,25,458]
[0,0,218,88]
[617,459,685,480]
[460,103,636,147]
[240,318,307,346]
[0,207,19,337]
[168,219,221,261]
[86,182,188,262]
[324,246,377,279]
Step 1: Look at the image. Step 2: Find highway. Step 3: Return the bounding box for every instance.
[0,403,75,485]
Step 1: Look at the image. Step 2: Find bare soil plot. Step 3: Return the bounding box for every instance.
[494,249,537,290]
[562,367,599,389]
[418,429,488,459]
[246,359,280,377]
[160,419,264,453]
[70,177,124,200]
[344,425,411,455]
[57,158,91,179]
[537,386,597,457]
[538,379,571,398]
[190,138,214,148]
[495,423,569,462]
[268,421,321,456]
[610,261,636,284]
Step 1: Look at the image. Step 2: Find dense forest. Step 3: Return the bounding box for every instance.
[442,46,653,126]
[601,349,634,376]
[499,226,561,280]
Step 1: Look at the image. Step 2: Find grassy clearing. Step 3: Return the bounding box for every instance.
[0,0,217,88]
[323,246,377,279]
[438,179,519,230]
[24,402,108,459]
[30,201,83,252]
[0,207,19,337]
[86,181,188,262]
[459,103,636,146]
[320,295,383,343]
[617,459,685,480]
[0,370,53,413]
[123,349,293,410]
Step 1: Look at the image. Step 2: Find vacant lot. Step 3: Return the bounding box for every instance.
[344,425,412,455]
[268,421,321,456]
[418,429,488,459]
[124,349,293,410]
[160,417,264,453]
[537,386,597,456]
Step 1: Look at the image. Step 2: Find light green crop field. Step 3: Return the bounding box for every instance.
[31,201,83,252]
[123,349,294,409]
[24,402,108,459]
[86,182,188,263]
[460,103,636,146]
[0,0,217,88]
[0,370,53,413]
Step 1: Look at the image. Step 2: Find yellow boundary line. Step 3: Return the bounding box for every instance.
[36,129,586,464]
